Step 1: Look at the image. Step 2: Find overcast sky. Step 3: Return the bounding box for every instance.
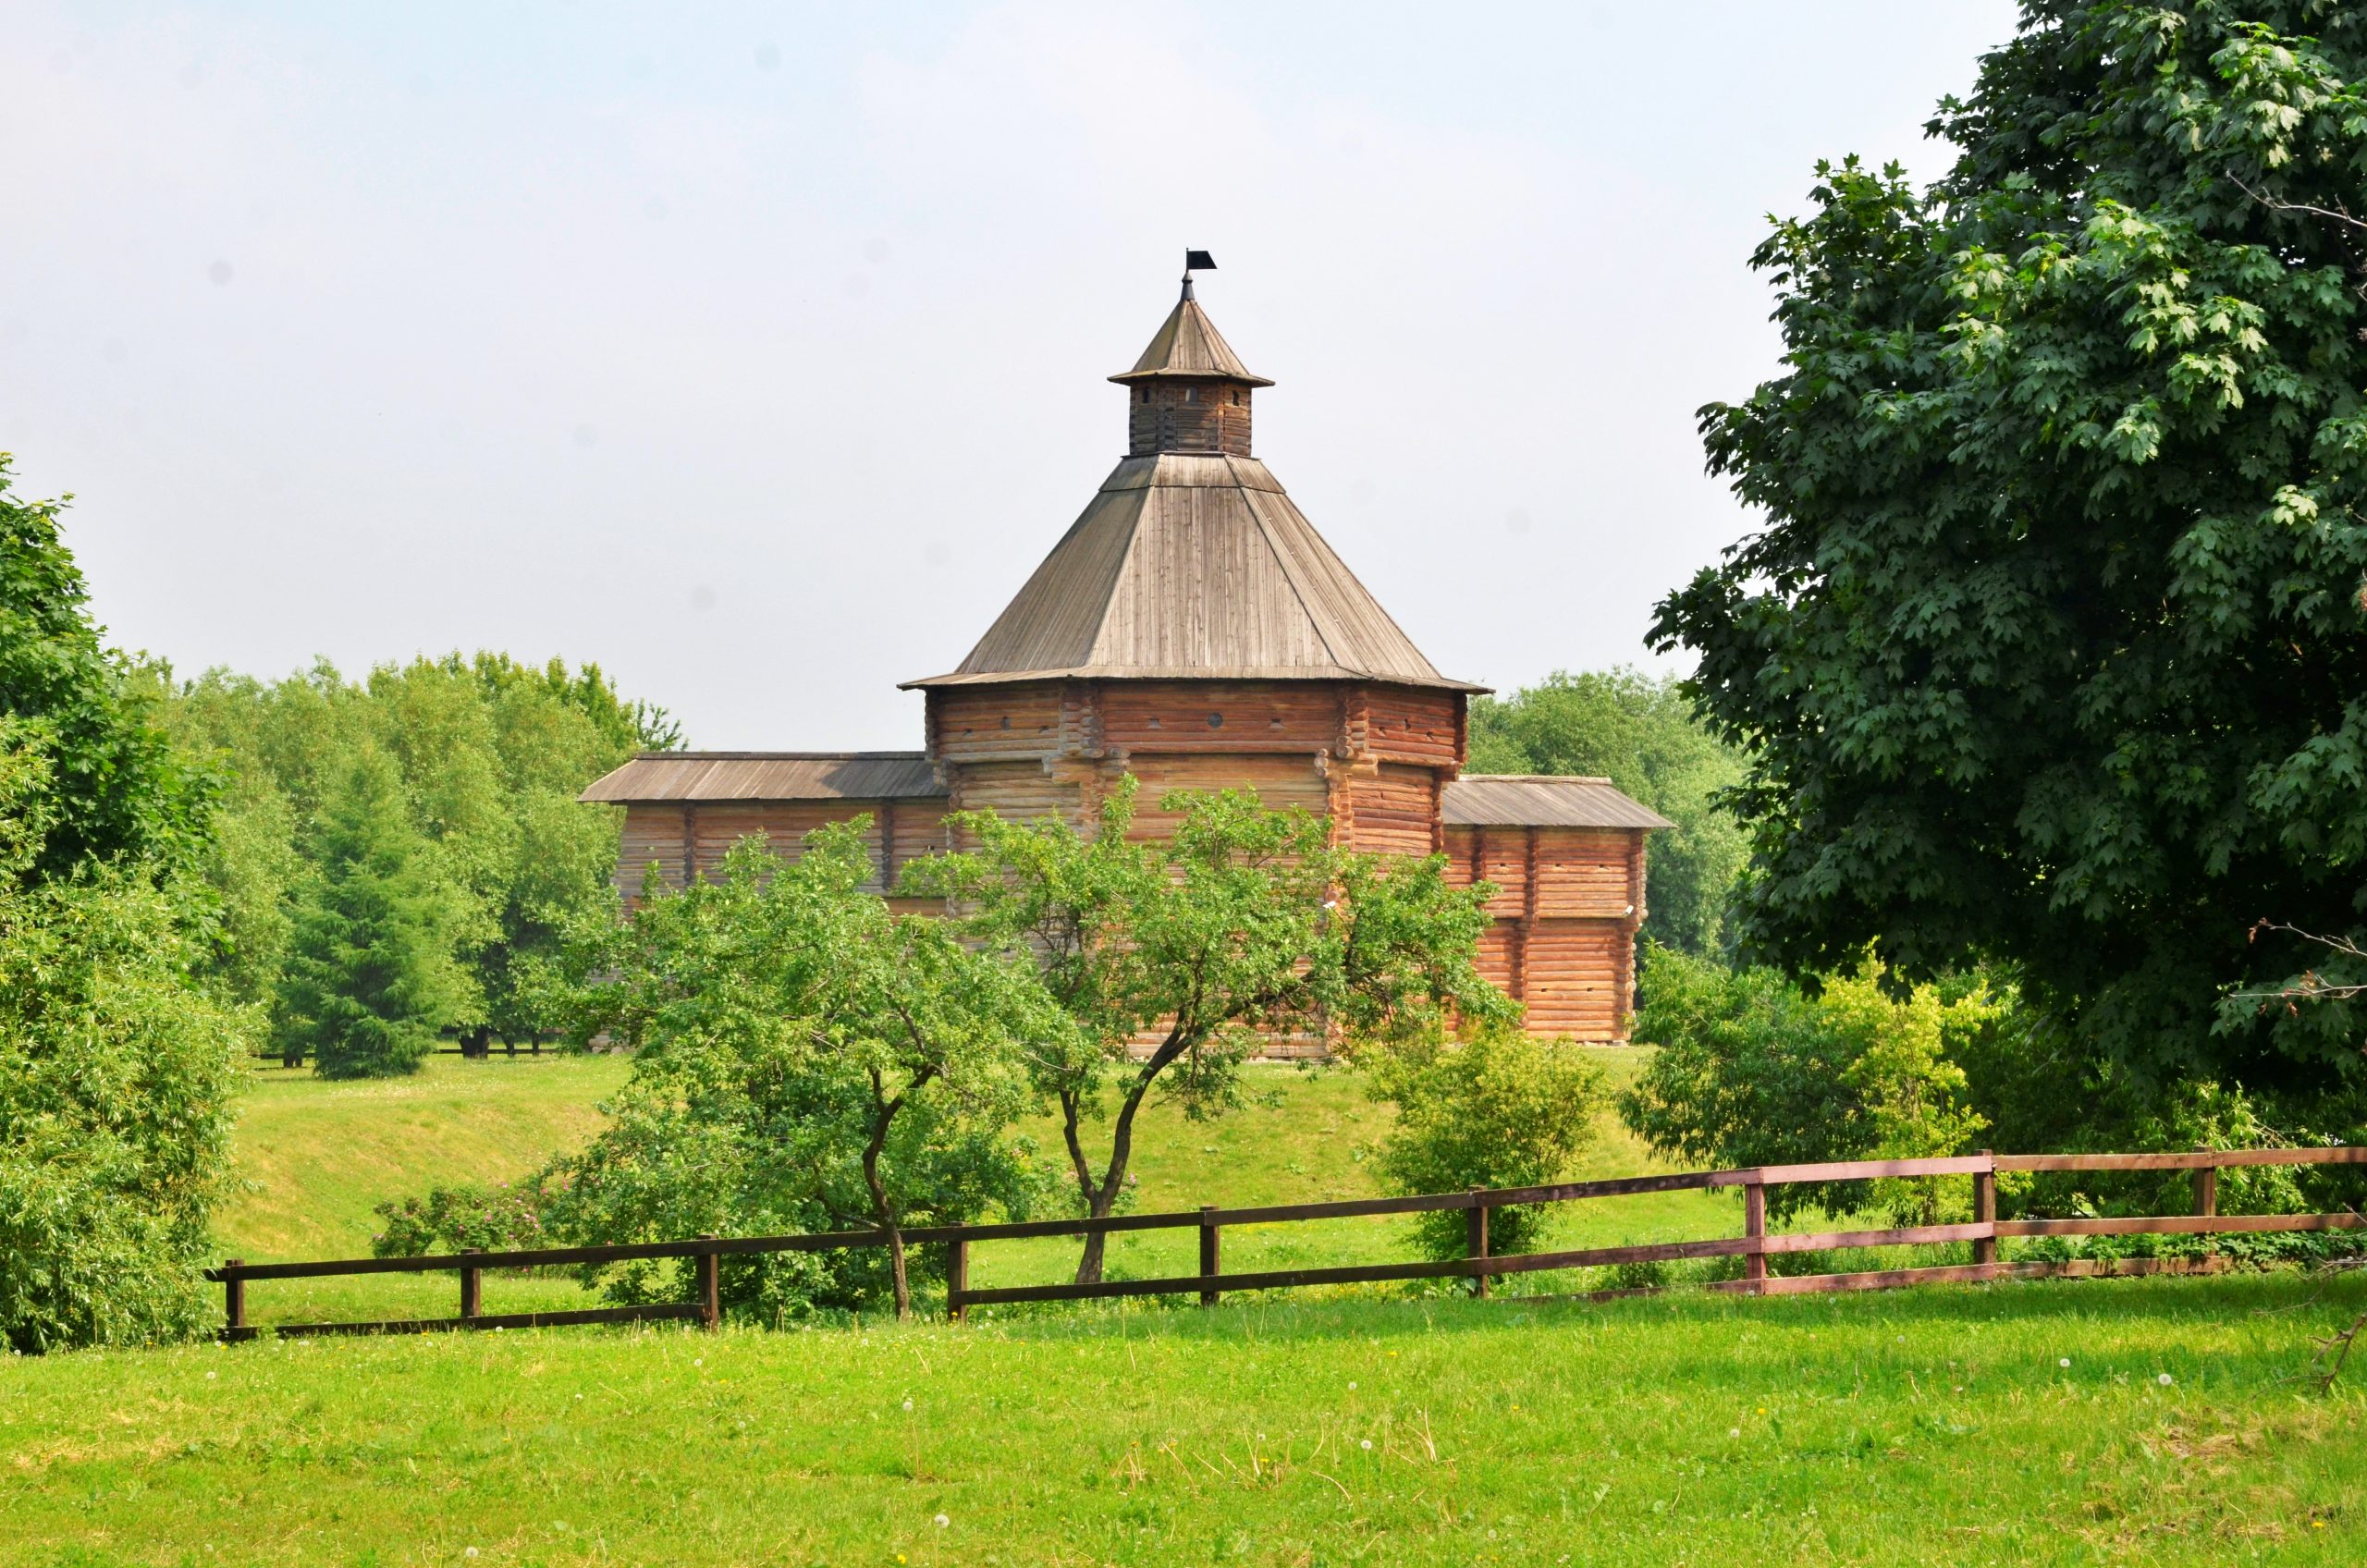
[4,1,2021,749]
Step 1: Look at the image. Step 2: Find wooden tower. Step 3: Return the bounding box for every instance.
[583,264,1670,1042]
[901,272,1482,857]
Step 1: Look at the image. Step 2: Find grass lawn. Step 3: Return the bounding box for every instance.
[5,1272,2361,1564]
[213,1049,1748,1330]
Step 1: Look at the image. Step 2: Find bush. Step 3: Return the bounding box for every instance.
[0,732,245,1352]
[1357,1025,1608,1260]
[1622,943,2000,1224]
[372,1181,554,1265]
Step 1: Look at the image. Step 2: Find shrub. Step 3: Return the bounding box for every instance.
[1358,1024,1608,1261]
[0,732,245,1352]
[372,1181,554,1265]
[1622,943,2000,1224]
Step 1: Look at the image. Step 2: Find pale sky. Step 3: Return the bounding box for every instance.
[3,1,2021,749]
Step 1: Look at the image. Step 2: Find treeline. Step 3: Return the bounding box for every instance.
[143,655,678,1072]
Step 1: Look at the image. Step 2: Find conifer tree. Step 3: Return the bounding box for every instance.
[274,750,477,1076]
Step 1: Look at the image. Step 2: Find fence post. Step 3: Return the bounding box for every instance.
[223,1259,246,1341]
[460,1248,483,1322]
[696,1235,720,1331]
[2192,1146,2218,1219]
[1198,1206,1221,1307]
[947,1234,969,1323]
[1743,1179,1767,1295]
[1467,1186,1490,1300]
[1974,1149,1998,1268]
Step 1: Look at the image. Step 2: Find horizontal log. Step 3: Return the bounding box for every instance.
[1746,1156,1996,1184]
[1995,1212,2365,1238]
[1994,1147,2367,1172]
[1705,1256,2227,1297]
[240,1305,702,1340]
[953,1236,1757,1307]
[1759,1221,1993,1256]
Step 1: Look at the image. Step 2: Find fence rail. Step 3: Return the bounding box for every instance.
[207,1146,2367,1341]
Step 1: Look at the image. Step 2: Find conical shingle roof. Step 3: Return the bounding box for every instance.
[1109,294,1273,386]
[901,453,1480,692]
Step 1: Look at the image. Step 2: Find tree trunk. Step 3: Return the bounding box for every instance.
[885,1225,911,1320]
[1071,1040,1187,1285]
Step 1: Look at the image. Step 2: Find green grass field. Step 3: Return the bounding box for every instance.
[13,1051,2361,1564]
[6,1275,2362,1564]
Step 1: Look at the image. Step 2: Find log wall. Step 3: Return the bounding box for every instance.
[1128,380,1254,458]
[1443,822,1647,1043]
[614,799,943,908]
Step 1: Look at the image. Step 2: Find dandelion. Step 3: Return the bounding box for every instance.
[1348,1381,1356,1390]
[205,1370,216,1379]
[1728,1428,1740,1438]
[902,1398,914,1412]
[935,1513,950,1528]
[2157,1372,2174,1387]
[1360,1439,1373,1451]
[2058,1358,2070,1368]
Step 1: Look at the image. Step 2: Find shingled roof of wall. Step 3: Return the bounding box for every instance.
[1441,776,1673,830]
[580,752,947,804]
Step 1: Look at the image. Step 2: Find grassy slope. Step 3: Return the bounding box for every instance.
[6,1275,2361,1565]
[213,1048,1744,1327]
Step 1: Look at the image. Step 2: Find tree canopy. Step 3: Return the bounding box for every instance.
[155,652,675,1059]
[903,779,1511,1283]
[0,457,211,884]
[544,827,1058,1319]
[1653,1,2367,1090]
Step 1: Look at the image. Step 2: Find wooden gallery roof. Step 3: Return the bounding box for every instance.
[1441,776,1674,831]
[581,752,946,804]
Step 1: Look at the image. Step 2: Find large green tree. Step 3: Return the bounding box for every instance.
[905,780,1510,1284]
[0,458,211,882]
[1654,1,2367,1090]
[1468,668,1748,953]
[272,750,479,1077]
[546,826,1059,1319]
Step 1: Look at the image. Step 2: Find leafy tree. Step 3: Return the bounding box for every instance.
[0,724,244,1352]
[905,779,1512,1283]
[273,750,479,1077]
[1621,944,1999,1224]
[1356,1023,1608,1260]
[0,456,211,882]
[1467,668,1748,953]
[546,827,1059,1319]
[1653,3,2367,1091]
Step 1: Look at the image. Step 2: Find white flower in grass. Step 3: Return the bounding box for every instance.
[1360,1439,1373,1451]
[935,1513,950,1528]
[2059,1358,2070,1368]
[2157,1372,2174,1386]
[902,1398,914,1412]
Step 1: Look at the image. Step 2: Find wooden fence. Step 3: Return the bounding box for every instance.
[207,1145,2367,1341]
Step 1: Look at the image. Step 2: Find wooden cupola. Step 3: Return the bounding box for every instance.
[1110,275,1273,459]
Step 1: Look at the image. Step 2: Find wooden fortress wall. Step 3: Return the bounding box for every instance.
[607,679,1646,1043]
